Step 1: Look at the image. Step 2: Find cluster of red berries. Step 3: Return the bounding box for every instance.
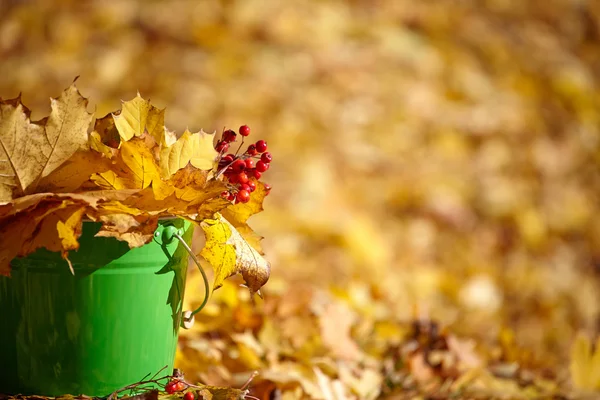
[216,125,272,204]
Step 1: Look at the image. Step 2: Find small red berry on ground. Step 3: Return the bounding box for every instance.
[239,125,251,136]
[184,392,195,400]
[255,140,267,153]
[165,380,185,394]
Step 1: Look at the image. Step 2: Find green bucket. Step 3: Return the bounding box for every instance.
[0,218,197,396]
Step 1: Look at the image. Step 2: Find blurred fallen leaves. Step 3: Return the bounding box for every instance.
[2,0,600,399]
[570,333,600,392]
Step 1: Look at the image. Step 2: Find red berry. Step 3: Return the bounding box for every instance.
[247,180,256,192]
[255,140,267,153]
[184,392,195,400]
[261,152,272,163]
[246,144,257,156]
[222,129,237,143]
[228,173,238,184]
[256,160,269,173]
[264,183,271,195]
[239,125,251,137]
[232,159,246,173]
[227,193,235,201]
[237,189,250,203]
[222,154,234,163]
[166,380,185,394]
[237,172,249,184]
[221,191,229,198]
[239,183,250,192]
[251,169,262,179]
[215,141,229,153]
[165,383,177,394]
[245,159,255,169]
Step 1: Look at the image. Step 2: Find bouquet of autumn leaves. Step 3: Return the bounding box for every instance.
[0,82,269,296]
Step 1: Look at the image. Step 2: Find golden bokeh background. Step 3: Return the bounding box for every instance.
[2,1,600,398]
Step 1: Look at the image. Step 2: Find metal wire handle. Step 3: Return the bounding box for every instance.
[157,225,209,330]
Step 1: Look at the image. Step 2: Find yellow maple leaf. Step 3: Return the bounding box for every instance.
[37,149,112,193]
[113,93,165,144]
[220,181,267,253]
[18,201,87,274]
[93,137,174,200]
[160,129,219,177]
[37,83,93,184]
[0,83,92,201]
[89,131,114,158]
[0,97,44,201]
[199,213,270,295]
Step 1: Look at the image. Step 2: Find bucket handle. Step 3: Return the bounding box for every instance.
[158,225,209,330]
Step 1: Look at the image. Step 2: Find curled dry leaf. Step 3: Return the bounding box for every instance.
[200,213,271,296]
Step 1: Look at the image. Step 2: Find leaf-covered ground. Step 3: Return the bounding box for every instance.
[1,1,600,399]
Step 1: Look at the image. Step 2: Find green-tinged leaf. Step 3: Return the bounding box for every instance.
[199,213,270,295]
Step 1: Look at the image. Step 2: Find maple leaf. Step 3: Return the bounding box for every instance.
[89,130,115,158]
[92,137,174,200]
[36,149,112,193]
[220,181,268,253]
[0,200,66,276]
[93,112,121,148]
[0,82,92,201]
[0,97,44,201]
[160,129,219,178]
[95,214,159,248]
[113,93,166,145]
[199,213,270,295]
